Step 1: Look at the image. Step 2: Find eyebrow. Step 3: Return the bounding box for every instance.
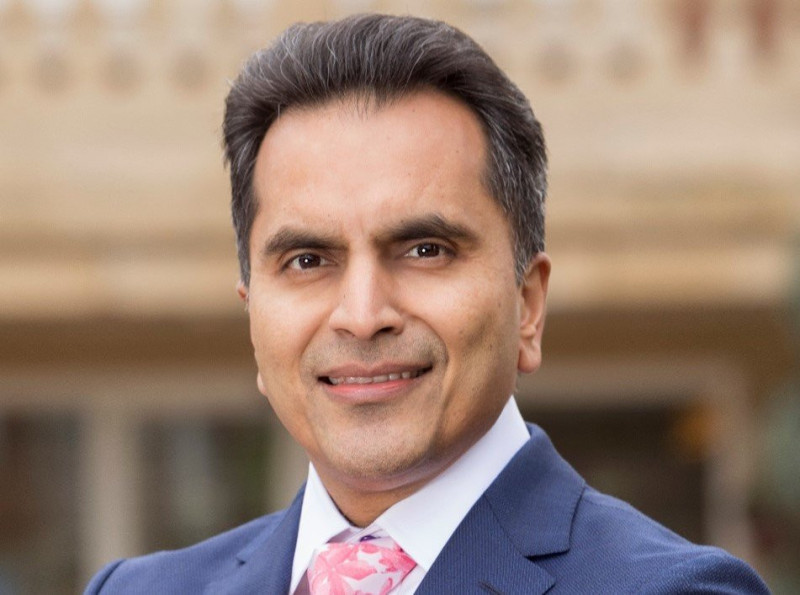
[260,213,478,259]
[376,214,478,246]
[260,228,344,258]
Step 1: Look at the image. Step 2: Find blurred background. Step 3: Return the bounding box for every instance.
[1,0,798,592]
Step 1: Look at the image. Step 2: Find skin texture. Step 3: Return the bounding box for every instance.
[239,90,550,526]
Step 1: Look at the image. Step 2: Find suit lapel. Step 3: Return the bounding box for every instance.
[416,496,554,595]
[418,424,585,595]
[205,486,305,595]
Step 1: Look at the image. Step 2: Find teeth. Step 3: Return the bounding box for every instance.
[328,369,423,386]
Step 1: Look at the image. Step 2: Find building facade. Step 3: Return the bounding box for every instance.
[1,0,798,592]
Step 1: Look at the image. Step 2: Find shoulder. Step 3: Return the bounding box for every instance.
[83,512,285,594]
[551,487,769,593]
[484,425,769,592]
[502,425,770,592]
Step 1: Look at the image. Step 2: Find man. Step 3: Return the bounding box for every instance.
[86,14,769,594]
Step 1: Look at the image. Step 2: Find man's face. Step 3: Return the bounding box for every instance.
[243,90,549,500]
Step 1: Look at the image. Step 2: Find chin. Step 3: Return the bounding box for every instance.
[326,439,432,487]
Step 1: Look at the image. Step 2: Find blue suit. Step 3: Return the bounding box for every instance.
[86,425,769,594]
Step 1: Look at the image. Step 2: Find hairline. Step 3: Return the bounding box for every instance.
[225,15,546,288]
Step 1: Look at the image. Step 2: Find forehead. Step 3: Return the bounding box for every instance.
[257,90,487,180]
[250,90,507,241]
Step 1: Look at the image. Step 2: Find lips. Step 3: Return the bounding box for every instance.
[321,366,431,386]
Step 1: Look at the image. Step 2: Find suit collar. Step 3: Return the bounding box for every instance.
[205,485,305,595]
[485,423,585,557]
[416,496,556,595]
[417,424,585,594]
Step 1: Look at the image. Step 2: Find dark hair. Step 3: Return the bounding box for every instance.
[223,13,546,286]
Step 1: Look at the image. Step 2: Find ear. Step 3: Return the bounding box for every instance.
[517,253,551,374]
[236,280,249,310]
[256,371,267,396]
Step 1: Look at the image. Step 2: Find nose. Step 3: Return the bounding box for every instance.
[328,257,403,340]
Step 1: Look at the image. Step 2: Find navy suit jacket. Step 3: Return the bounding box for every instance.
[85,424,769,594]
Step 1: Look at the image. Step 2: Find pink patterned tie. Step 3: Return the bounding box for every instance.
[307,534,416,595]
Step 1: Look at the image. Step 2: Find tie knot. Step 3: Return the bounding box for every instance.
[308,535,416,595]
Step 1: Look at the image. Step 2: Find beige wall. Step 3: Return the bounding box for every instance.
[1,0,799,319]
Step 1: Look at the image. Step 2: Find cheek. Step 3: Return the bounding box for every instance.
[247,290,317,381]
[463,288,520,380]
[248,298,313,430]
[249,309,283,366]
[454,277,518,333]
[421,280,519,367]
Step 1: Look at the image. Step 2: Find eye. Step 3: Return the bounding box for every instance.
[286,253,328,270]
[406,243,445,258]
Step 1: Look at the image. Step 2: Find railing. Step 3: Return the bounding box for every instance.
[0,0,795,93]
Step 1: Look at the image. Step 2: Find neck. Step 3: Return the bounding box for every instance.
[321,475,429,528]
[312,453,465,528]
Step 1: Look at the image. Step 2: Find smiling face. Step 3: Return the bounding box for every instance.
[243,91,549,521]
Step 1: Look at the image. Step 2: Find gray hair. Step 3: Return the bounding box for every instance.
[223,13,547,285]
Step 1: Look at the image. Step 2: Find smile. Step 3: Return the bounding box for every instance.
[322,367,430,386]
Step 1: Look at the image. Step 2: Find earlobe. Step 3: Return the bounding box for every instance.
[256,371,267,396]
[517,253,551,374]
[236,280,249,311]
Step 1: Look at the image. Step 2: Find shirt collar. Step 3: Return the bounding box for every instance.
[290,396,529,592]
[290,463,351,592]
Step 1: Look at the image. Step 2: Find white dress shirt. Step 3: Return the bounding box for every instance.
[290,396,530,594]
